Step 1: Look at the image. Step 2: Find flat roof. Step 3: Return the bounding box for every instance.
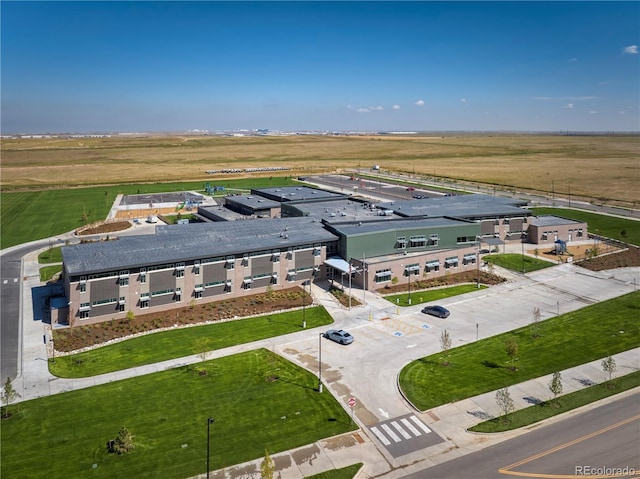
[252,186,346,202]
[285,198,397,221]
[326,216,474,237]
[225,195,281,210]
[530,215,583,227]
[378,193,531,219]
[120,191,204,206]
[63,217,338,276]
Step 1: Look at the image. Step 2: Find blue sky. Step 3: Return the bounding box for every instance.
[2,1,638,133]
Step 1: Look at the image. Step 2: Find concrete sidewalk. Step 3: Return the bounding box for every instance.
[12,245,640,479]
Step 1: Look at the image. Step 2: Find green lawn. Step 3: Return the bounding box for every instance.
[0,177,298,249]
[469,370,640,433]
[384,284,487,307]
[530,207,640,246]
[399,291,640,411]
[38,245,64,263]
[39,265,63,282]
[51,306,334,378]
[483,253,554,273]
[1,349,355,479]
[306,464,363,479]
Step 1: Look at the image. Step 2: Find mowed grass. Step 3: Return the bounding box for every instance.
[1,349,355,479]
[306,464,363,479]
[399,291,639,411]
[531,207,640,246]
[39,264,62,282]
[469,370,640,433]
[384,284,487,307]
[484,253,554,273]
[51,306,334,378]
[0,177,298,249]
[38,245,63,263]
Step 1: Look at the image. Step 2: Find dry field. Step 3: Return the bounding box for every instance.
[2,134,638,206]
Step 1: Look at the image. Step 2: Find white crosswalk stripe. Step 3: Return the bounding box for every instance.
[410,415,431,434]
[401,417,422,436]
[391,421,412,440]
[381,424,401,443]
[370,427,391,446]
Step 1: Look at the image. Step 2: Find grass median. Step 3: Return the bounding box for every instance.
[1,349,355,479]
[50,306,333,378]
[483,253,553,273]
[399,291,639,411]
[469,370,640,433]
[384,284,487,307]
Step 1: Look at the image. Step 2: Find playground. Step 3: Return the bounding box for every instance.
[114,191,209,221]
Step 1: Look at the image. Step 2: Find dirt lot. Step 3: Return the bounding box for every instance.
[530,243,640,270]
[77,221,132,235]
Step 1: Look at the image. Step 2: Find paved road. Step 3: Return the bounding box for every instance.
[402,391,640,479]
[0,245,26,381]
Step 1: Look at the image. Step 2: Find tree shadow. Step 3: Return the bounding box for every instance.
[523,396,542,405]
[573,377,597,387]
[467,410,493,420]
[481,360,503,369]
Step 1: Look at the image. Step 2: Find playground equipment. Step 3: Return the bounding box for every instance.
[554,239,568,255]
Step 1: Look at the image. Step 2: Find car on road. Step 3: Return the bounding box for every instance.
[323,329,354,345]
[413,194,424,199]
[421,305,450,318]
[406,186,415,191]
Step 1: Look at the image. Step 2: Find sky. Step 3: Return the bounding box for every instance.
[1,1,638,133]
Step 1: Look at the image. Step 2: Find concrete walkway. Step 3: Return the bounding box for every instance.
[11,243,640,479]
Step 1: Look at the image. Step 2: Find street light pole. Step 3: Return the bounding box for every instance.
[408,271,411,305]
[206,417,215,479]
[318,332,323,393]
[348,262,352,310]
[302,280,307,329]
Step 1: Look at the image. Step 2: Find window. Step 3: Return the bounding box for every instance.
[194,260,201,275]
[119,277,129,287]
[194,290,202,299]
[374,269,392,283]
[272,252,280,262]
[226,256,235,269]
[242,255,249,267]
[176,269,184,278]
[92,298,117,306]
[140,272,146,284]
[175,288,182,301]
[80,310,90,319]
[409,235,426,248]
[140,292,150,300]
[425,261,440,273]
[242,278,252,290]
[463,254,477,265]
[396,237,407,249]
[457,236,476,244]
[79,282,86,293]
[404,263,420,276]
[118,304,125,312]
[445,256,459,269]
[151,289,173,297]
[140,299,149,309]
[79,302,91,311]
[287,270,297,282]
[313,245,321,257]
[429,234,439,246]
[271,273,278,284]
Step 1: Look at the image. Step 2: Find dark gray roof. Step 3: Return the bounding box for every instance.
[530,215,583,227]
[377,194,531,219]
[252,186,345,202]
[225,195,281,210]
[284,198,395,221]
[62,218,338,276]
[326,217,474,237]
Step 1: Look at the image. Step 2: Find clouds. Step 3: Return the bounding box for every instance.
[622,45,638,54]
[415,99,425,107]
[392,104,401,110]
[347,105,384,113]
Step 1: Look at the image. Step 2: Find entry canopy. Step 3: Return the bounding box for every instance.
[482,237,504,246]
[325,257,355,274]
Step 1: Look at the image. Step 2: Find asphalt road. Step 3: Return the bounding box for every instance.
[403,392,640,479]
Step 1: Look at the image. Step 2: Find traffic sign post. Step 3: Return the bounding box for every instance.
[347,397,356,425]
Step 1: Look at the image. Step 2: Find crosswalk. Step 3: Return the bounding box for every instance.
[369,413,443,457]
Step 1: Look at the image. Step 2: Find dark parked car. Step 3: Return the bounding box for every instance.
[421,305,450,318]
[323,329,354,345]
[413,194,424,199]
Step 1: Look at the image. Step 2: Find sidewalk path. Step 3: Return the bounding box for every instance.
[11,245,640,479]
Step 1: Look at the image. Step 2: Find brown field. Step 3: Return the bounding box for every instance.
[2,134,639,206]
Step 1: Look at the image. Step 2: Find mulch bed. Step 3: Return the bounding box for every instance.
[55,287,311,352]
[378,271,506,295]
[78,221,132,235]
[575,245,640,271]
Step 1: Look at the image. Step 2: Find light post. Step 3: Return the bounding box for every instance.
[302,280,308,329]
[318,332,323,393]
[206,417,215,479]
[476,236,482,288]
[407,270,412,306]
[348,263,353,310]
[521,242,525,274]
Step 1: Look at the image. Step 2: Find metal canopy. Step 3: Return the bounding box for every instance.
[482,237,504,246]
[324,257,354,274]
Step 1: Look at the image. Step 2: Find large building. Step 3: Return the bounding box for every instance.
[59,188,587,326]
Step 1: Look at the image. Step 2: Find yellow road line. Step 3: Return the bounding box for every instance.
[498,414,640,478]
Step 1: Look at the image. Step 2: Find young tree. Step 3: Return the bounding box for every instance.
[260,449,275,479]
[548,371,563,408]
[495,387,515,425]
[193,337,212,376]
[440,330,452,365]
[505,338,519,371]
[125,310,135,321]
[531,307,541,338]
[107,426,135,455]
[1,377,21,419]
[602,356,617,387]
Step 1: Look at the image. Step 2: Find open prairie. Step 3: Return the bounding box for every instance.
[2,134,639,205]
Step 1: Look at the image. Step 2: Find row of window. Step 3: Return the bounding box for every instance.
[373,255,477,283]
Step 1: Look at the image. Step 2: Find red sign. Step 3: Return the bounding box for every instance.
[348,397,356,408]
